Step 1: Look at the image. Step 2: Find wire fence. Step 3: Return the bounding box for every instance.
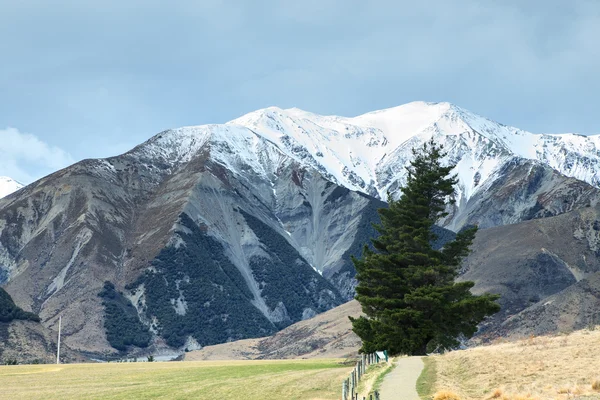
[342,351,388,400]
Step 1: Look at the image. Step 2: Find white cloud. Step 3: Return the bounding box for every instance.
[0,127,74,184]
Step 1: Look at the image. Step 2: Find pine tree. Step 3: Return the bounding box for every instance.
[350,139,500,355]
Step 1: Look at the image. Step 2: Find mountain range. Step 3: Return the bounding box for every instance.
[1,101,600,358]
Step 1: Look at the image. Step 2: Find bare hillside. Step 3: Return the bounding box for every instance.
[431,328,600,399]
[0,320,83,364]
[462,204,600,341]
[185,300,362,360]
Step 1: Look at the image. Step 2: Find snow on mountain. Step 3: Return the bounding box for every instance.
[129,101,600,210]
[0,177,23,199]
[227,102,600,203]
[128,124,296,188]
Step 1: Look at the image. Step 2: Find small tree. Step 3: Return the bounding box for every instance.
[147,355,154,362]
[350,139,500,355]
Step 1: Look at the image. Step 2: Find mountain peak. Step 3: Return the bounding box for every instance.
[127,101,600,203]
[0,176,24,199]
[222,101,600,200]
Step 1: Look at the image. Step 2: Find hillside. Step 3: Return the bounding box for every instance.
[0,319,83,365]
[3,101,600,356]
[462,205,600,340]
[0,288,81,364]
[428,328,600,399]
[0,134,375,355]
[0,287,39,323]
[185,299,362,361]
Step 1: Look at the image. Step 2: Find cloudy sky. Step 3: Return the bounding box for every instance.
[1,0,599,183]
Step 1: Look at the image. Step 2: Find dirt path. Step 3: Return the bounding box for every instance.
[379,357,424,400]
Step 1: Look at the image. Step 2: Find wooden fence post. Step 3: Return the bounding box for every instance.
[341,352,387,400]
[362,354,366,374]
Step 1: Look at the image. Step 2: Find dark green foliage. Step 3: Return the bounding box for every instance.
[335,197,385,279]
[350,139,500,355]
[430,225,457,251]
[0,287,40,323]
[138,213,276,348]
[332,196,455,285]
[147,355,154,362]
[240,210,342,326]
[98,282,151,351]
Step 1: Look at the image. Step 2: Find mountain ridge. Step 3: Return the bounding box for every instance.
[226,101,600,199]
[2,101,600,357]
[118,101,600,232]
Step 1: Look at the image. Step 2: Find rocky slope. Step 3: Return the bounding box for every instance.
[0,127,384,355]
[3,101,600,356]
[187,201,600,355]
[0,287,81,364]
[230,102,600,225]
[462,204,600,341]
[0,320,82,364]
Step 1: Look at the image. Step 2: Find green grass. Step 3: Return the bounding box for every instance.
[356,362,394,395]
[0,359,352,400]
[416,356,436,399]
[372,362,394,392]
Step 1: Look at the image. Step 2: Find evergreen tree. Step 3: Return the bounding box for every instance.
[350,139,500,355]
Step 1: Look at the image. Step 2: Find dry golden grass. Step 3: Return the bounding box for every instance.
[430,328,600,399]
[0,358,351,400]
[434,390,462,400]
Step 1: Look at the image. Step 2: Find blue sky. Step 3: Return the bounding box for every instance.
[1,0,599,183]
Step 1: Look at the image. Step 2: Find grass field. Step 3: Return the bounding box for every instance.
[0,359,352,400]
[428,329,600,399]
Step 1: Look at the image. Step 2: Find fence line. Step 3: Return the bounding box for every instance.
[342,351,388,400]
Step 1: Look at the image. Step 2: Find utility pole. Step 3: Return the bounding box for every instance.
[56,315,62,365]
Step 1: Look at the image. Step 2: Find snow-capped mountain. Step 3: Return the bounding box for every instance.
[0,177,23,199]
[2,100,600,356]
[132,101,600,210]
[228,101,600,202]
[127,101,600,230]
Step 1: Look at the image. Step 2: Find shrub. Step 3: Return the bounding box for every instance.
[592,379,600,391]
[512,394,538,400]
[434,390,461,400]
